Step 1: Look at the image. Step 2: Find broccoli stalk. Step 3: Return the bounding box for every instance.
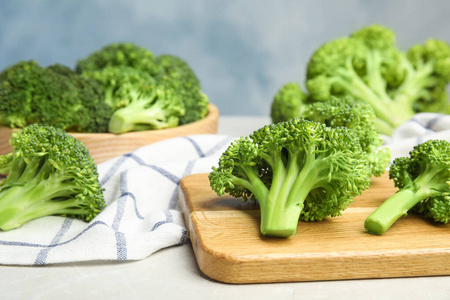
[108,87,185,133]
[0,124,106,231]
[209,119,371,238]
[364,140,450,235]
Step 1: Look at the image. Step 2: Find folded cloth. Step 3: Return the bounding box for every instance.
[386,113,450,160]
[0,113,448,265]
[0,134,234,265]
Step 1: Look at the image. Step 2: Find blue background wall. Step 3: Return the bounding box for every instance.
[1,0,449,117]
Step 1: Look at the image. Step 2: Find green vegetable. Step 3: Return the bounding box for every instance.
[271,84,390,177]
[80,65,156,111]
[364,139,450,235]
[209,118,372,238]
[270,82,307,124]
[77,43,209,130]
[0,61,112,133]
[0,124,105,231]
[108,85,185,133]
[305,24,450,136]
[75,42,155,74]
[152,54,209,125]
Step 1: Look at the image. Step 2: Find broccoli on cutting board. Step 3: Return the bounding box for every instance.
[209,118,372,238]
[364,139,450,235]
[0,124,106,231]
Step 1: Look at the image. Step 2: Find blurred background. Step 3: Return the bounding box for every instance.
[1,0,449,117]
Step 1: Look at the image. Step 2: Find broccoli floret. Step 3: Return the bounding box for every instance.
[80,65,156,110]
[0,124,105,231]
[209,118,372,238]
[270,87,390,177]
[0,61,45,128]
[306,24,450,136]
[270,82,308,124]
[0,61,113,133]
[302,96,391,177]
[108,84,185,133]
[75,42,155,74]
[153,54,209,125]
[364,139,450,235]
[46,64,114,133]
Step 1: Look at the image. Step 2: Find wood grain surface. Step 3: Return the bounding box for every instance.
[179,172,450,283]
[0,103,219,164]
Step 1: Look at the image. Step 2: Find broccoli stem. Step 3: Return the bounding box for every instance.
[108,99,174,133]
[260,147,323,237]
[260,150,300,237]
[364,189,421,235]
[392,60,436,107]
[0,173,86,231]
[364,164,444,235]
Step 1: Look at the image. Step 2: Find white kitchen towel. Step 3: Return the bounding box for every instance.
[386,113,450,160]
[0,113,448,265]
[0,134,234,265]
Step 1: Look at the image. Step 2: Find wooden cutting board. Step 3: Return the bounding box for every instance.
[178,172,450,283]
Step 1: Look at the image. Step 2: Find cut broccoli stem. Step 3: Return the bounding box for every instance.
[260,150,299,237]
[364,189,418,235]
[364,164,445,235]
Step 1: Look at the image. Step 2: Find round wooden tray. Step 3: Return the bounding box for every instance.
[0,103,219,164]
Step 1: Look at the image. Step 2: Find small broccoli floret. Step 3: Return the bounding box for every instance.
[209,118,372,238]
[0,124,106,231]
[153,54,209,125]
[108,85,185,133]
[364,139,450,235]
[75,42,155,74]
[270,82,308,124]
[306,24,450,136]
[302,96,391,177]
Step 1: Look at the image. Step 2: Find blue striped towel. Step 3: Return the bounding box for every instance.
[0,113,448,265]
[0,134,233,265]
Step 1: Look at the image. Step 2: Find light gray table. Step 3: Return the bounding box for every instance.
[1,116,449,300]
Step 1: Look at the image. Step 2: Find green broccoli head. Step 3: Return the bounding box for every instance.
[364,139,450,235]
[0,124,105,231]
[209,118,372,237]
[302,96,390,177]
[75,42,155,74]
[270,82,308,124]
[108,83,186,134]
[305,24,450,136]
[46,64,114,133]
[81,65,156,110]
[153,54,209,125]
